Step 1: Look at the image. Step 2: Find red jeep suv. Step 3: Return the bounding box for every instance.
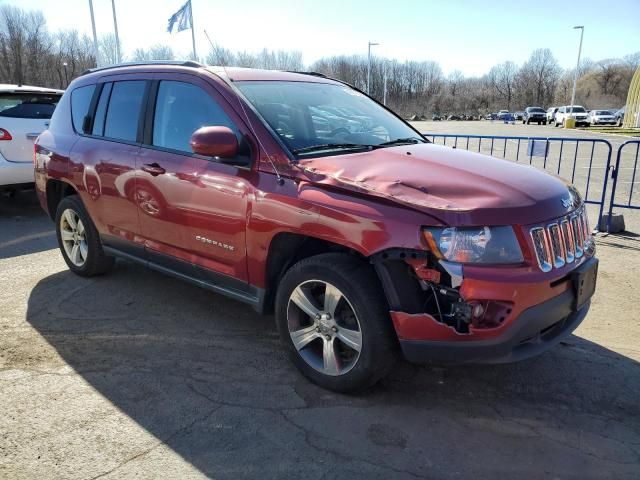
[35,61,598,392]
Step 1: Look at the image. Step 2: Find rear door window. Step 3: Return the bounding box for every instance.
[152,80,237,153]
[103,81,146,142]
[0,92,61,120]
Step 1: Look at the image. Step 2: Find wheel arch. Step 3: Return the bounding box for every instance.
[45,179,79,220]
[262,232,369,314]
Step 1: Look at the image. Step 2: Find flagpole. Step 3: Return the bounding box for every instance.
[88,0,100,67]
[111,0,121,63]
[190,0,197,61]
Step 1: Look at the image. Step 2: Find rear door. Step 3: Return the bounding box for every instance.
[70,78,148,250]
[0,91,61,163]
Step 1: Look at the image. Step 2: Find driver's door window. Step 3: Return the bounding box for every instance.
[153,80,237,153]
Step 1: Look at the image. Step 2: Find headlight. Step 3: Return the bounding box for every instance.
[423,226,523,264]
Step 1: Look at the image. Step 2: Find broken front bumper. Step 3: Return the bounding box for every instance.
[397,286,590,365]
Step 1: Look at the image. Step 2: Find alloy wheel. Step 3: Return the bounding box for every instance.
[59,208,88,267]
[287,280,362,376]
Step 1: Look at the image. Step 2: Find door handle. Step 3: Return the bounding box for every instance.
[141,163,166,176]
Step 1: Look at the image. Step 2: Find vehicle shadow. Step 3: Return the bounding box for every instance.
[24,263,640,479]
[0,190,56,259]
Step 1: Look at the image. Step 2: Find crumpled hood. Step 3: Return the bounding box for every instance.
[297,143,575,226]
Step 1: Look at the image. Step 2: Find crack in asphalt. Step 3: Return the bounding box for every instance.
[86,405,222,480]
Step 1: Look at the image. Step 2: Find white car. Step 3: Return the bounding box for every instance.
[0,84,63,191]
[587,110,616,126]
[554,105,589,127]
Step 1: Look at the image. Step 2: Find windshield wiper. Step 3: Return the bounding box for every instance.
[293,143,373,155]
[374,137,426,148]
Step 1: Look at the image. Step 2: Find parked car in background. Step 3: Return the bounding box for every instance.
[447,114,461,121]
[615,107,625,127]
[497,110,510,120]
[0,84,63,192]
[514,111,524,121]
[547,107,559,125]
[523,107,547,125]
[432,114,442,121]
[34,61,598,391]
[554,106,589,127]
[587,110,616,126]
[500,112,515,122]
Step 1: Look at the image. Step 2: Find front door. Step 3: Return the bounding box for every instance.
[136,76,254,286]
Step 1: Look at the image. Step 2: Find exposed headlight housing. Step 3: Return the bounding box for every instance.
[423,226,523,264]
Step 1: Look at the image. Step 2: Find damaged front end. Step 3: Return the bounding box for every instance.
[371,248,513,342]
[371,223,524,342]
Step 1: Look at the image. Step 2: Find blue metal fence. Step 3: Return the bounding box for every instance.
[607,140,640,232]
[422,133,614,231]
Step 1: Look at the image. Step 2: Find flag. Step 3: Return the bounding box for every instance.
[167,0,192,33]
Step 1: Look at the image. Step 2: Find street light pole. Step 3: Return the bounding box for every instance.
[569,26,584,117]
[367,41,379,95]
[62,62,68,87]
[383,60,389,106]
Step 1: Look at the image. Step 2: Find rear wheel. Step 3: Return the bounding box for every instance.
[55,195,114,276]
[275,253,396,392]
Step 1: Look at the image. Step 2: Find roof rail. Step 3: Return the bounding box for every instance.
[81,60,204,76]
[286,71,327,78]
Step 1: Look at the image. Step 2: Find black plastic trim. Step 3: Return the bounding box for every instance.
[101,240,265,312]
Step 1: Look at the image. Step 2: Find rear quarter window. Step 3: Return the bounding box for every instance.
[71,85,96,132]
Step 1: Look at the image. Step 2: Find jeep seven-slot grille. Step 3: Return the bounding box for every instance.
[530,208,591,272]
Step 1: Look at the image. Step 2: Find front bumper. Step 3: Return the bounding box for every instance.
[399,288,589,364]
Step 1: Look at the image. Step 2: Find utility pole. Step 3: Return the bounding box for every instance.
[569,26,584,117]
[111,0,121,63]
[88,0,100,67]
[367,41,379,95]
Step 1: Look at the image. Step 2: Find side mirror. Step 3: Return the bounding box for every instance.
[190,126,238,158]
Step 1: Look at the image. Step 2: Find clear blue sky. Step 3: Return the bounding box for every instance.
[6,0,640,75]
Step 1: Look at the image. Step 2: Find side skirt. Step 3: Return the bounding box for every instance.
[102,244,266,314]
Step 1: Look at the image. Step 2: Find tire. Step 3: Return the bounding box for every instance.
[275,253,396,392]
[55,195,114,277]
[522,120,526,124]
[543,121,547,125]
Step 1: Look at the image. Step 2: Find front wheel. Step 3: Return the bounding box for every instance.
[275,253,396,392]
[55,195,114,276]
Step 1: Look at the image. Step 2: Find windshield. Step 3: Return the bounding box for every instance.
[595,110,612,115]
[0,93,61,119]
[236,81,424,157]
[568,106,586,113]
[529,107,545,113]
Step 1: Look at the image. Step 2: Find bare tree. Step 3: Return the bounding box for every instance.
[132,44,175,61]
[488,61,517,109]
[99,33,121,65]
[517,48,561,107]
